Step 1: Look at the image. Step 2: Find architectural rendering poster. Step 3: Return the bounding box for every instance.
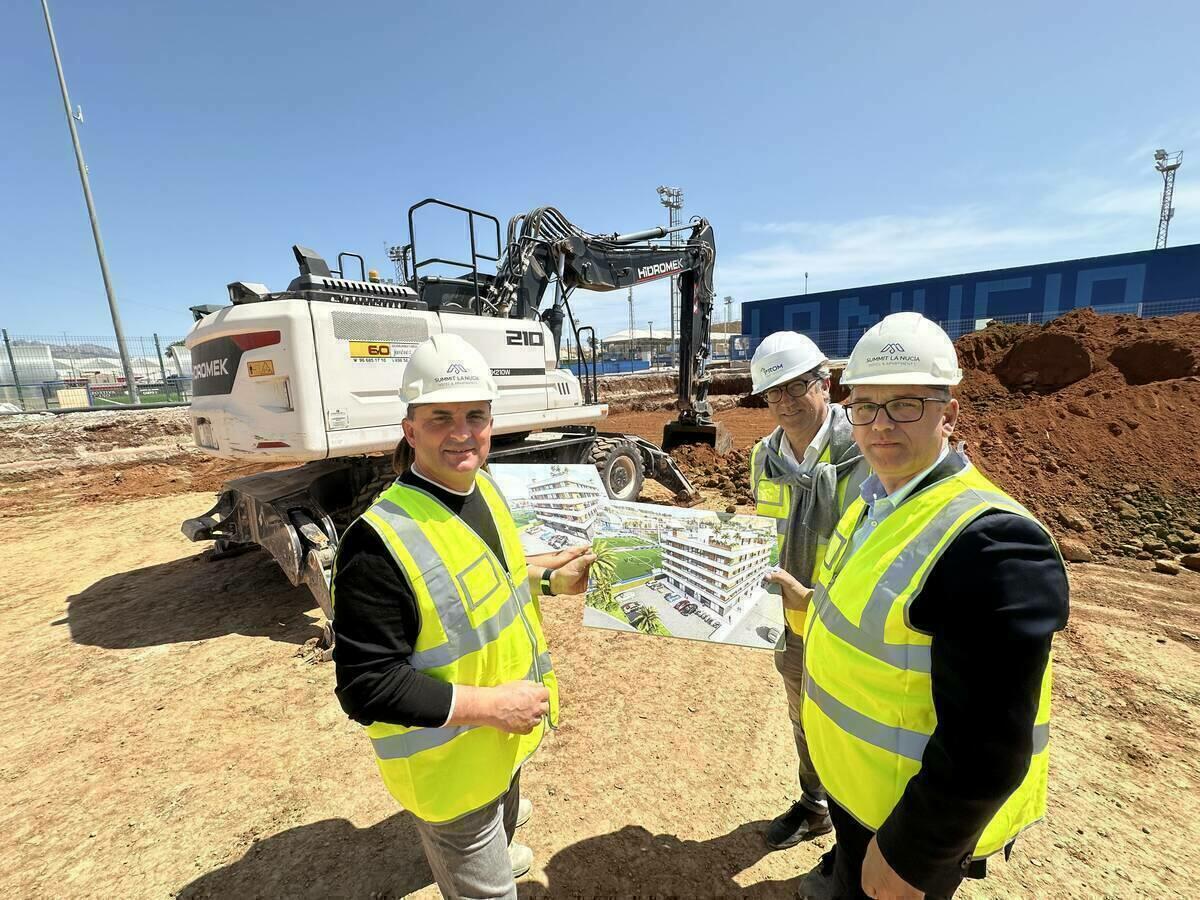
[489,464,785,651]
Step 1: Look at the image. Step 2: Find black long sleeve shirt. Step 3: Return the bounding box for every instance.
[852,460,1070,895]
[331,467,508,729]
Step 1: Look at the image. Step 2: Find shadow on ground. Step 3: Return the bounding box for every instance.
[64,548,321,649]
[520,821,805,899]
[177,812,433,899]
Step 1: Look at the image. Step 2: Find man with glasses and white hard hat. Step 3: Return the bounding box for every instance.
[331,333,594,899]
[797,312,1069,899]
[747,332,869,851]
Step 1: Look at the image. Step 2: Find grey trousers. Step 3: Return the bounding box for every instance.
[413,771,521,900]
[774,629,828,813]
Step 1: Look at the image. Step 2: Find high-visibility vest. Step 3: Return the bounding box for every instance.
[333,469,559,824]
[749,436,852,634]
[802,462,1059,858]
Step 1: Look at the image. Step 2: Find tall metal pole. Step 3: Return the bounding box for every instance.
[41,0,139,404]
[3,330,24,410]
[657,186,683,368]
[627,286,635,371]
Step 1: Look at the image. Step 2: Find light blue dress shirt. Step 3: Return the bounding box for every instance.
[844,443,952,560]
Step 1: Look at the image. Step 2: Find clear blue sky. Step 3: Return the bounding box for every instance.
[4,0,1199,341]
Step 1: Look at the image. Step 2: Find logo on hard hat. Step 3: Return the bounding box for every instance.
[880,343,906,354]
[446,362,468,375]
[762,363,784,375]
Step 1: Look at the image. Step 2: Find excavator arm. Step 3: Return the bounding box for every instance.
[487,207,727,453]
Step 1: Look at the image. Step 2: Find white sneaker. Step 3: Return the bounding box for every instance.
[509,841,533,879]
[516,797,533,829]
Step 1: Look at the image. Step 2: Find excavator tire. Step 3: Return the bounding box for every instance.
[588,437,644,502]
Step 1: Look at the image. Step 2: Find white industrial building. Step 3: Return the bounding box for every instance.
[0,345,58,383]
[661,525,773,620]
[528,466,603,539]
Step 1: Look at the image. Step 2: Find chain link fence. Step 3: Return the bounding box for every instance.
[1,331,192,412]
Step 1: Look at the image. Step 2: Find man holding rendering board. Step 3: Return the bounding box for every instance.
[331,333,594,900]
[747,332,869,850]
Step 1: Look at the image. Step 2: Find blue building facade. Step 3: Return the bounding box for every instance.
[741,243,1200,357]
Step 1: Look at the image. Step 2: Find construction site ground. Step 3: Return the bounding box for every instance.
[4,311,1200,898]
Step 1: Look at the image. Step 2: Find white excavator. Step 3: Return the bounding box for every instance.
[181,198,729,625]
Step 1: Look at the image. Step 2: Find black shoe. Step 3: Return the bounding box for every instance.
[764,800,833,850]
[796,849,837,899]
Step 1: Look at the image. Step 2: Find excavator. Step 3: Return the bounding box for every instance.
[181,198,728,625]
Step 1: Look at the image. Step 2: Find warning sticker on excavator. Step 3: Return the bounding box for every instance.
[349,342,416,362]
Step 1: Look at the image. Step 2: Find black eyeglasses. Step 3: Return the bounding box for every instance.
[845,397,948,426]
[764,378,819,404]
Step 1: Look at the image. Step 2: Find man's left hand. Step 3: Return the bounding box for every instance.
[861,836,921,899]
[548,548,596,596]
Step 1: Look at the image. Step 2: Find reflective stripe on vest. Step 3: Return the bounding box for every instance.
[750,436,848,634]
[807,486,1027,673]
[333,469,559,824]
[802,463,1059,858]
[370,650,554,760]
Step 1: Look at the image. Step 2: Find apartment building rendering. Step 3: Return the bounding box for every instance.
[527,465,604,539]
[661,524,774,621]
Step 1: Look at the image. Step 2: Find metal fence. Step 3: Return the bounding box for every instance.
[790,297,1200,359]
[1,330,192,412]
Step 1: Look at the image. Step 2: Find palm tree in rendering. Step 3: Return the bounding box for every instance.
[587,541,622,617]
[633,605,669,636]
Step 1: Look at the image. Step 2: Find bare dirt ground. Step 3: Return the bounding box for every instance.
[1,399,1198,899]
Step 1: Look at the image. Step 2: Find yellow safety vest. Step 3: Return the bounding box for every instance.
[749,436,852,634]
[333,469,559,824]
[802,463,1059,858]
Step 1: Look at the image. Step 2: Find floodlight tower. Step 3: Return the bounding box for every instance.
[656,185,684,364]
[1154,149,1183,249]
[387,243,411,284]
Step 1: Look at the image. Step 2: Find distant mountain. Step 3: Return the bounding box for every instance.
[12,340,120,359]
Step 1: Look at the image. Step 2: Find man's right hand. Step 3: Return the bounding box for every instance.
[765,567,814,613]
[485,680,550,734]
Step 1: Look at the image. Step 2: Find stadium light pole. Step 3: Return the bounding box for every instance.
[41,0,139,404]
[656,185,683,367]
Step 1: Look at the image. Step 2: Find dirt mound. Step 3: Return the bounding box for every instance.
[0,408,193,466]
[600,371,752,413]
[630,309,1200,564]
[967,307,1200,394]
[955,308,1200,561]
[995,331,1094,391]
[668,444,754,509]
[1110,338,1200,385]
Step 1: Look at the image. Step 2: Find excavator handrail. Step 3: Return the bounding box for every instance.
[407,198,503,314]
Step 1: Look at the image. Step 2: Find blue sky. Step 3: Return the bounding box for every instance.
[4,0,1199,341]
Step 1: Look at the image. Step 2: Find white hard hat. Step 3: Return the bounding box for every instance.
[400,333,500,404]
[750,331,827,394]
[842,312,962,386]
